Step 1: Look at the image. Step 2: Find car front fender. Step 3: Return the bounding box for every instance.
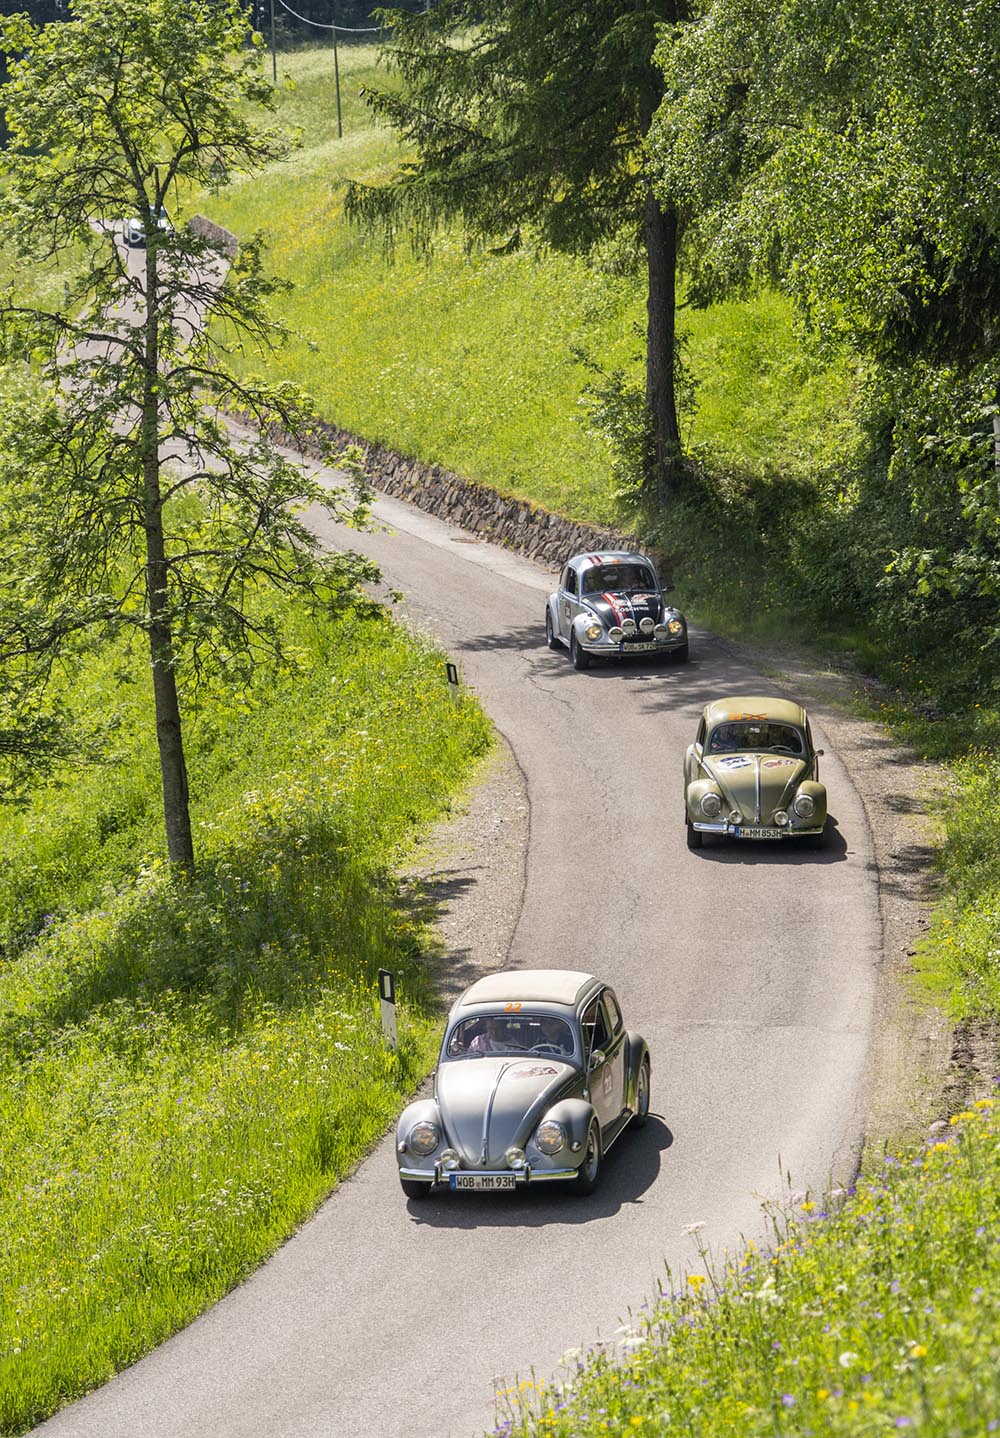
[396,1097,442,1156]
[536,1096,596,1155]
[623,1032,649,1110]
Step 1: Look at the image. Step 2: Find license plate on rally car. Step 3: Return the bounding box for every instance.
[733,826,783,840]
[449,1172,517,1191]
[619,641,656,652]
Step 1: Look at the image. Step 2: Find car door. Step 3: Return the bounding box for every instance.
[685,715,707,787]
[581,992,626,1133]
[559,566,578,639]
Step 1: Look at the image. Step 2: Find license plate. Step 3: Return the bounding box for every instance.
[449,1172,517,1191]
[620,641,656,652]
[733,826,783,840]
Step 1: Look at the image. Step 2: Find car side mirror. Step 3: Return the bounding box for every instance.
[589,1050,605,1072]
[815,749,824,757]
[661,584,675,595]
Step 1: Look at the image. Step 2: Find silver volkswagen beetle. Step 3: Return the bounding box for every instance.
[545,550,688,669]
[395,970,650,1199]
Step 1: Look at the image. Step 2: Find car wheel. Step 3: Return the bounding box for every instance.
[545,607,559,650]
[570,630,590,671]
[673,642,689,663]
[400,1176,434,1200]
[686,816,703,850]
[571,1121,602,1196]
[633,1056,651,1128]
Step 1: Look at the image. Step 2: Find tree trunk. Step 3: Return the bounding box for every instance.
[643,184,684,504]
[143,239,195,872]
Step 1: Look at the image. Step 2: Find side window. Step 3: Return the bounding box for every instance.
[582,998,611,1051]
[561,567,577,597]
[602,990,623,1037]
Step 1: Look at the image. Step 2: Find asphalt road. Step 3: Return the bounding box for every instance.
[35,458,881,1437]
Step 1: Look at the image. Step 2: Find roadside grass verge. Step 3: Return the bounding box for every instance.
[0,600,490,1434]
[498,1099,1000,1437]
[196,45,856,524]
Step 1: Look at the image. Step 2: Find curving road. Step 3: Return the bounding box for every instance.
[36,473,881,1438]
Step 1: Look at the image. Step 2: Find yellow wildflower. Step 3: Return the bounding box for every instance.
[688,1273,706,1291]
[911,1344,928,1359]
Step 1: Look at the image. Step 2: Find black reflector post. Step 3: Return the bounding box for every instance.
[379,968,397,1050]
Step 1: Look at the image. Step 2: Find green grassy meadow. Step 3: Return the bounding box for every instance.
[0,597,490,1433]
[198,46,857,523]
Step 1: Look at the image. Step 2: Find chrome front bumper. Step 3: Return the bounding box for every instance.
[581,636,686,656]
[398,1163,579,1185]
[691,821,824,838]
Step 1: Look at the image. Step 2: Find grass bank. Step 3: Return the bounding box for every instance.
[198,45,856,523]
[0,598,490,1434]
[498,1098,1000,1437]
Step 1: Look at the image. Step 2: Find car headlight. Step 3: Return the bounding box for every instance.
[793,793,815,819]
[668,619,684,635]
[608,625,625,642]
[700,792,722,818]
[439,1148,461,1171]
[505,1146,527,1170]
[407,1120,440,1156]
[584,621,604,642]
[773,809,790,827]
[535,1120,566,1155]
[639,616,655,635]
[653,623,669,638]
[729,809,742,825]
[622,618,637,635]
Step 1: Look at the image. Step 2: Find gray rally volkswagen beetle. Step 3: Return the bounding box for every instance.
[395,970,650,1199]
[545,550,688,668]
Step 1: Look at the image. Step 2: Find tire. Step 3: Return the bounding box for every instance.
[570,630,590,671]
[686,816,703,850]
[633,1056,651,1128]
[400,1176,434,1200]
[545,607,559,650]
[571,1121,602,1196]
[673,642,689,663]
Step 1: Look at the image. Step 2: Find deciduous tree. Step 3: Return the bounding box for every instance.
[0,0,373,870]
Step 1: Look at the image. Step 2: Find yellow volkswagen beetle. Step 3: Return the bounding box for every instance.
[684,696,827,849]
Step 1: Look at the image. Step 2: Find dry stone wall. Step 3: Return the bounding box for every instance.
[194,215,639,570]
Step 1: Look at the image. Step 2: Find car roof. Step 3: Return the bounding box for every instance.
[453,969,599,1012]
[703,695,807,729]
[568,551,653,572]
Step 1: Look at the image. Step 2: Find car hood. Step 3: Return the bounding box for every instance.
[584,589,664,627]
[701,753,806,821]
[437,1057,578,1167]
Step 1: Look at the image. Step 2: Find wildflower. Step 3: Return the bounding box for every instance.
[687,1274,706,1291]
[816,1390,830,1401]
[910,1344,927,1359]
[839,1352,858,1369]
[781,1394,796,1407]
[682,1221,707,1235]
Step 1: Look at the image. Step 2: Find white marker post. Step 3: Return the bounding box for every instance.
[445,660,461,703]
[378,968,398,1051]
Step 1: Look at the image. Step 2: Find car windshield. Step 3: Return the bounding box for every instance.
[444,1013,575,1059]
[707,721,805,755]
[582,564,656,595]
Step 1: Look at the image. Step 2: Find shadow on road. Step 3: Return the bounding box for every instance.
[404,1117,674,1228]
